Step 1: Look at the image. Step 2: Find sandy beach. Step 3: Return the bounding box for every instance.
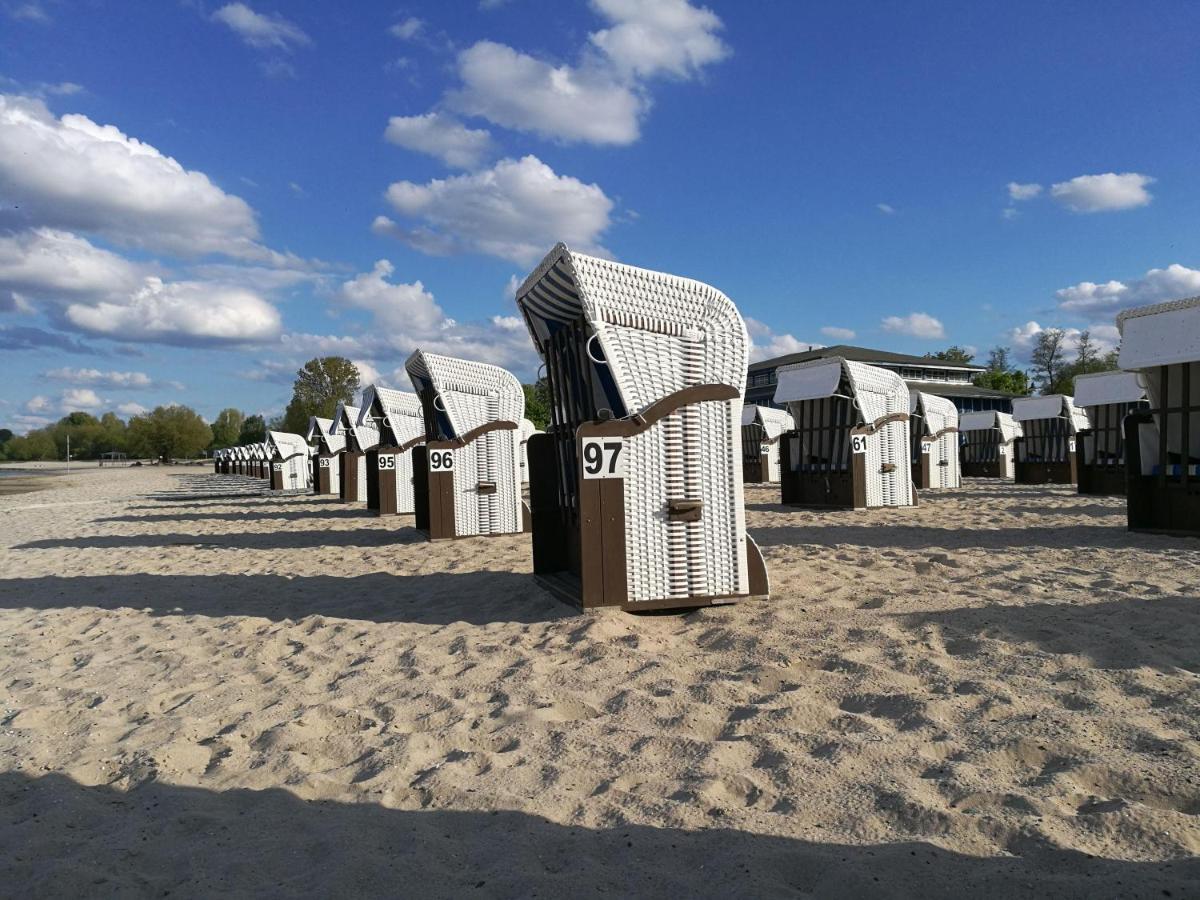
[1,467,1198,897]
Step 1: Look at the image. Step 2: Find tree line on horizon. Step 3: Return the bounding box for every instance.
[0,341,1106,462]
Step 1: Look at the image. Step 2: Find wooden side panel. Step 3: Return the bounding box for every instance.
[412,446,430,530]
[425,441,456,540]
[598,477,628,607]
[578,475,605,606]
[270,464,284,491]
[528,434,569,575]
[378,463,398,516]
[365,449,380,511]
[851,452,868,509]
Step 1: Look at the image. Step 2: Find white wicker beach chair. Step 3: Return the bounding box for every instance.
[959,410,1022,479]
[517,243,768,610]
[267,431,311,491]
[518,418,542,484]
[1011,395,1089,484]
[909,392,961,490]
[330,402,377,503]
[403,350,527,540]
[740,405,795,483]
[305,416,345,496]
[1072,371,1149,496]
[356,385,426,516]
[774,357,914,509]
[1116,295,1200,533]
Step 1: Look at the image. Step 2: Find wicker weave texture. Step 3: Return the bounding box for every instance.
[517,244,753,603]
[913,392,961,489]
[404,350,525,536]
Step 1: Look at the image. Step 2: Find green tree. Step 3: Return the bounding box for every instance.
[5,429,57,461]
[238,414,267,445]
[1030,328,1069,394]
[281,357,361,435]
[973,345,1032,396]
[210,408,245,449]
[53,412,103,459]
[127,405,212,462]
[1053,330,1120,395]
[98,412,128,455]
[522,379,551,431]
[925,346,976,365]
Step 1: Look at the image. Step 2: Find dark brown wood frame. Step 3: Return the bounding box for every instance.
[1126,362,1200,535]
[1014,416,1078,485]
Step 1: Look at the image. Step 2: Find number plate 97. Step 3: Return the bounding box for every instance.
[581,438,627,479]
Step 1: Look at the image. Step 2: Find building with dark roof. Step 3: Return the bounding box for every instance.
[746,345,1016,414]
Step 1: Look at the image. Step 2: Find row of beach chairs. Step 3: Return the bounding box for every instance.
[213,244,1200,612]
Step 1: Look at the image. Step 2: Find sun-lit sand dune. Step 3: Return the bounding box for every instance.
[2,468,1198,896]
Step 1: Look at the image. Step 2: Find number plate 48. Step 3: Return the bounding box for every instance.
[581,437,627,479]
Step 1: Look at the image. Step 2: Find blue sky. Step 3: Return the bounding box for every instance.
[1,0,1198,433]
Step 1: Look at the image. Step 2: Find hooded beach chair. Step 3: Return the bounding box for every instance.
[517,243,769,610]
[357,385,426,516]
[1073,370,1149,496]
[774,357,914,509]
[331,402,378,503]
[306,416,346,496]
[959,411,1022,479]
[740,405,795,484]
[909,392,961,490]
[1117,296,1200,534]
[404,350,527,540]
[518,418,542,484]
[267,431,311,491]
[1012,395,1090,484]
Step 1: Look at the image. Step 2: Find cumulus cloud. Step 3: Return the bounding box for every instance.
[26,395,51,413]
[820,326,856,341]
[745,318,821,362]
[881,312,945,339]
[0,94,290,262]
[384,112,494,169]
[448,41,644,146]
[1007,182,1042,201]
[60,387,103,410]
[0,228,143,301]
[1055,264,1200,316]
[588,0,729,80]
[212,3,311,51]
[116,402,149,417]
[1050,172,1154,213]
[378,155,613,264]
[64,277,281,346]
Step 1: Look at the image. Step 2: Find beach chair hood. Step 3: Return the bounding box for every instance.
[357,385,426,448]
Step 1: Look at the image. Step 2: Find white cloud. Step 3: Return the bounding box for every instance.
[1050,172,1154,213]
[351,359,381,387]
[388,17,422,40]
[881,312,945,339]
[212,3,311,51]
[378,155,613,265]
[588,0,729,80]
[64,277,281,346]
[876,203,895,215]
[26,395,51,413]
[1001,207,1020,220]
[384,112,494,169]
[820,326,856,341]
[0,228,143,300]
[0,94,285,262]
[1055,263,1200,316]
[745,317,821,362]
[449,41,644,146]
[116,402,149,417]
[60,387,103,410]
[1007,182,1042,201]
[42,367,182,391]
[339,260,445,335]
[8,3,49,23]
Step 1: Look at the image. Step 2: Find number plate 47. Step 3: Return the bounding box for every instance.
[581,437,627,479]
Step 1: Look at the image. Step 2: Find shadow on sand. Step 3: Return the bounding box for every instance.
[897,595,1200,672]
[0,571,567,626]
[750,523,1160,552]
[16,528,430,551]
[3,773,1197,898]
